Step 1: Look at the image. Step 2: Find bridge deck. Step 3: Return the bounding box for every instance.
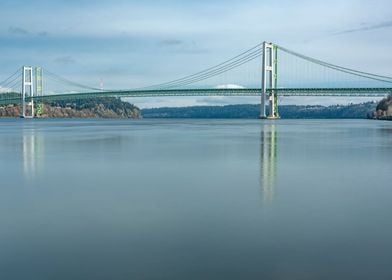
[1,88,391,105]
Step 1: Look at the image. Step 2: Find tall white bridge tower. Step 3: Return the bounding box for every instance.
[261,42,279,119]
[20,66,43,118]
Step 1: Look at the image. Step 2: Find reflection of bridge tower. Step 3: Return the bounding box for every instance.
[22,129,44,179]
[260,124,278,203]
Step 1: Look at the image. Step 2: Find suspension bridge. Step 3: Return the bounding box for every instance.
[1,42,391,118]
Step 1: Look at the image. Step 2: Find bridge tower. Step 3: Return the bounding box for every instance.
[260,42,279,119]
[35,67,44,117]
[21,66,34,118]
[35,67,43,97]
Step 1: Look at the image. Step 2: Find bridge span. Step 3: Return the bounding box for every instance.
[1,87,390,106]
[1,41,392,118]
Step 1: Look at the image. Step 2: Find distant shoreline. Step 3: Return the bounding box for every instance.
[2,99,390,120]
[141,102,377,119]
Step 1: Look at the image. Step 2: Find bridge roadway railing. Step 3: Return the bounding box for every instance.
[0,92,21,106]
[1,88,391,106]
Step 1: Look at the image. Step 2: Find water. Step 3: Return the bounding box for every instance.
[0,119,391,280]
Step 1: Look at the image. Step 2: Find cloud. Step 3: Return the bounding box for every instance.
[0,86,13,93]
[53,56,76,65]
[95,67,128,76]
[335,20,392,35]
[8,26,29,35]
[37,31,49,37]
[177,41,207,54]
[159,39,183,46]
[7,26,48,37]
[158,39,207,54]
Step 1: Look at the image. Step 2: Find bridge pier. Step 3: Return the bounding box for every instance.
[260,42,279,119]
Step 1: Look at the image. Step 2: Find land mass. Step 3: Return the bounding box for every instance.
[1,98,390,119]
[142,102,378,119]
[0,97,141,118]
[372,95,392,120]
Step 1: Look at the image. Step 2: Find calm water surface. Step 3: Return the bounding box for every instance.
[0,119,391,280]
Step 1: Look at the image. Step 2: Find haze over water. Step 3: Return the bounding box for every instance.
[0,119,391,279]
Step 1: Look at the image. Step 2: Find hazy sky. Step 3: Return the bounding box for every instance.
[1,0,391,107]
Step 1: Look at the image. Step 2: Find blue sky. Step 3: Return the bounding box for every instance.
[1,0,391,107]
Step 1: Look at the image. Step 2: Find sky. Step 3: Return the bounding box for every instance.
[0,0,391,108]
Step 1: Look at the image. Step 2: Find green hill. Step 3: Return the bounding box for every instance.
[142,102,377,119]
[0,97,141,118]
[373,95,392,120]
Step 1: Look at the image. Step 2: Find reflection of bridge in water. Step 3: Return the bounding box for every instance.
[260,124,277,203]
[22,129,44,179]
